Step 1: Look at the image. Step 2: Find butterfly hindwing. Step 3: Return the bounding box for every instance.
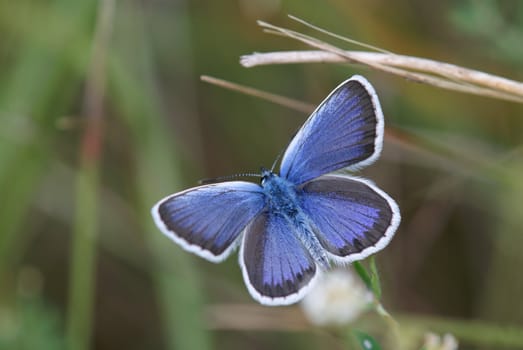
[152,182,265,262]
[280,75,384,185]
[240,210,318,306]
[299,175,400,264]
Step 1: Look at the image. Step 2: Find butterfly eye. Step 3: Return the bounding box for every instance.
[260,167,272,186]
[261,174,270,186]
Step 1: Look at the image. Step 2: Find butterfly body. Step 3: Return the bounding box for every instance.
[260,168,330,267]
[152,75,401,306]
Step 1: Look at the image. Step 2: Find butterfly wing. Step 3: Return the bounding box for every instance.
[240,211,319,306]
[280,75,384,185]
[152,182,265,262]
[299,174,400,264]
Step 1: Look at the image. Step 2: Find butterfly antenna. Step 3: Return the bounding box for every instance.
[198,172,261,185]
[270,150,284,172]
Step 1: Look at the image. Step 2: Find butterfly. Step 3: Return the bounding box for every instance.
[151,75,400,306]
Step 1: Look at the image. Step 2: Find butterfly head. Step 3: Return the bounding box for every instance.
[260,167,276,186]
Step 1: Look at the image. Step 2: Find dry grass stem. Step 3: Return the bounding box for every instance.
[200,75,315,113]
[200,75,493,178]
[206,304,310,331]
[240,21,523,104]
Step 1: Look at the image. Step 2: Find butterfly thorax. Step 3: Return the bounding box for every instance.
[261,170,300,217]
[261,169,329,267]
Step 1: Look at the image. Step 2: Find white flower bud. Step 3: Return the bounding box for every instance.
[301,268,374,326]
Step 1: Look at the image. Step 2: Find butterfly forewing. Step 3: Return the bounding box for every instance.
[152,182,265,262]
[240,211,318,306]
[280,75,384,185]
[299,175,400,264]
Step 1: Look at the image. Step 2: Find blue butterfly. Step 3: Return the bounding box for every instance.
[151,75,401,306]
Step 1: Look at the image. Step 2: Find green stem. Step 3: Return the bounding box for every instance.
[369,257,382,300]
[65,0,114,348]
[353,261,373,291]
[107,0,211,347]
[375,303,401,349]
[66,160,99,350]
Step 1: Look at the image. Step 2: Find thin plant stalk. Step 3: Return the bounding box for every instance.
[206,304,523,347]
[108,0,212,347]
[66,0,115,349]
[200,75,315,113]
[239,18,523,104]
[66,161,99,350]
[241,50,523,99]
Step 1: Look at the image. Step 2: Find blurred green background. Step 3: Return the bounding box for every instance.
[1,0,522,349]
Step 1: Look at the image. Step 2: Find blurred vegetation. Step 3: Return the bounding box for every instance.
[0,0,522,349]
